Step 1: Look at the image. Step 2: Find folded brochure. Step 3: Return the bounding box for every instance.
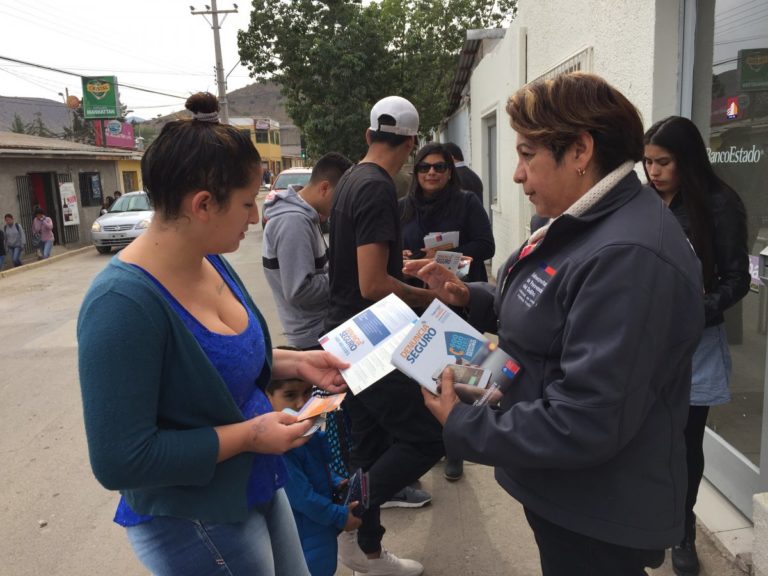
[318,293,418,394]
[390,298,522,406]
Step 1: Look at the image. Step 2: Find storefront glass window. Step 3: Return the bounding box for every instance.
[694,0,768,467]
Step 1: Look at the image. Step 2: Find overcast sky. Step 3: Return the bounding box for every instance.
[0,0,256,119]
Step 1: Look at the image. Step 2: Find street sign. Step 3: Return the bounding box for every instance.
[81,76,120,119]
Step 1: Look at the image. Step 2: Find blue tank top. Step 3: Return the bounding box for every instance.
[114,255,286,527]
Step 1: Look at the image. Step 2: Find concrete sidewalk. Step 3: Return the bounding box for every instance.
[333,460,747,575]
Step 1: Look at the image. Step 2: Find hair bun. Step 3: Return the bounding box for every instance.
[185,92,220,115]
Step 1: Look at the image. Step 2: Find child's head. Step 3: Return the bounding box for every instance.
[267,345,313,412]
[266,377,313,413]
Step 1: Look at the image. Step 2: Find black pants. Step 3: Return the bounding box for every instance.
[525,509,665,576]
[684,405,710,533]
[344,369,445,554]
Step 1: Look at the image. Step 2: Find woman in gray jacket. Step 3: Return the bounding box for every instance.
[406,73,705,576]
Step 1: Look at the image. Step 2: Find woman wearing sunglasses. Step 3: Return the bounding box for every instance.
[399,143,495,284]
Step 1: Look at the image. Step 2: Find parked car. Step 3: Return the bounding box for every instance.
[91,191,153,254]
[261,167,312,229]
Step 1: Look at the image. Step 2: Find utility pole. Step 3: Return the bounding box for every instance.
[190,1,238,125]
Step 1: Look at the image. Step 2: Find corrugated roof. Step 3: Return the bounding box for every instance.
[0,131,141,159]
[447,28,507,116]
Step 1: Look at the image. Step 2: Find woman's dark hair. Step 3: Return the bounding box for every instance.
[401,143,462,223]
[506,72,644,177]
[644,116,722,287]
[141,92,262,220]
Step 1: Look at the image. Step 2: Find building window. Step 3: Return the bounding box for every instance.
[256,130,269,143]
[79,172,103,207]
[122,171,138,192]
[270,131,280,145]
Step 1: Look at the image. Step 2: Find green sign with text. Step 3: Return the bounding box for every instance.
[739,49,768,91]
[81,76,119,119]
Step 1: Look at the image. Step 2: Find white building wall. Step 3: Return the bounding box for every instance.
[439,103,471,166]
[468,0,683,273]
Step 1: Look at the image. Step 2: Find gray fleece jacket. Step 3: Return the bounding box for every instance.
[262,185,329,349]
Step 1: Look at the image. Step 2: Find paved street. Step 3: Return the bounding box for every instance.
[0,221,745,575]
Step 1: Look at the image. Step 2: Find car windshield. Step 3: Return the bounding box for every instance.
[109,194,151,213]
[274,173,310,190]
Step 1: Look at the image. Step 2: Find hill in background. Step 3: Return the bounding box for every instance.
[0,81,293,133]
[0,96,71,133]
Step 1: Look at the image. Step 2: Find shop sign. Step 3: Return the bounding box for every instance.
[707,145,765,164]
[59,182,80,226]
[739,48,768,91]
[81,76,120,119]
[105,121,135,150]
[726,97,739,119]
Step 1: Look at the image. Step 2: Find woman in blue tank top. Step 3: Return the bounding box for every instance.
[77,92,348,576]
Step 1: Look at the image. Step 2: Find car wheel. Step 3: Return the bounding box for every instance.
[96,246,112,254]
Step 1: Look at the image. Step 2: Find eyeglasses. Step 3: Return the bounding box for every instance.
[415,162,450,174]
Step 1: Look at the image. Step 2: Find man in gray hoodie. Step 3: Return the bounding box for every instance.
[262,153,353,349]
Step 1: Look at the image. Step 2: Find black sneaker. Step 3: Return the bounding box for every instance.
[380,486,432,509]
[671,534,700,575]
[444,458,464,481]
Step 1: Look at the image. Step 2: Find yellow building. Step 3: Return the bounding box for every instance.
[117,158,143,192]
[231,117,283,180]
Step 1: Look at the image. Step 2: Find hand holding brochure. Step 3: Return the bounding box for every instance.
[318,294,418,394]
[391,299,521,406]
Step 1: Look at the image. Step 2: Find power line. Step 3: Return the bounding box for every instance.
[0,55,187,100]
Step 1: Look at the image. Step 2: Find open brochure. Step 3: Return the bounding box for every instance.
[318,294,418,394]
[390,299,522,406]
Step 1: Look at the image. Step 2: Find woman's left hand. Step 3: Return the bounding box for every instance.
[421,366,460,425]
[295,350,349,394]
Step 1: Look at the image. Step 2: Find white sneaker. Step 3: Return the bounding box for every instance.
[338,530,369,573]
[353,549,423,576]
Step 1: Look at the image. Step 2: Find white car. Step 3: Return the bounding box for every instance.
[262,167,312,228]
[91,191,153,254]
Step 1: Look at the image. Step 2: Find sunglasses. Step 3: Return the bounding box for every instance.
[415,162,450,174]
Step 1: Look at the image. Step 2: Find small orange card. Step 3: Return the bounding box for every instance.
[296,393,346,421]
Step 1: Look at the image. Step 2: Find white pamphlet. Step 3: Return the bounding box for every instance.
[319,294,417,394]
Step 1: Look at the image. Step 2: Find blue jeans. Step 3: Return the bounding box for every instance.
[126,489,310,576]
[0,254,4,270]
[41,240,53,259]
[10,246,22,266]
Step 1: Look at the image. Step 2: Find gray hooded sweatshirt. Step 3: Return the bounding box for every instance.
[262,185,329,349]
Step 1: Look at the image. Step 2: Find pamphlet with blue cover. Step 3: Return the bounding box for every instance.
[318,293,418,394]
[390,299,522,406]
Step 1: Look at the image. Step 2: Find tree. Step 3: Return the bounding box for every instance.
[62,106,96,145]
[238,0,516,160]
[25,112,56,138]
[10,113,26,134]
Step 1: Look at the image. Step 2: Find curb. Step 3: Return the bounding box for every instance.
[0,246,94,280]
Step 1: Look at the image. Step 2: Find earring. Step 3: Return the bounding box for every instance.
[577,167,586,176]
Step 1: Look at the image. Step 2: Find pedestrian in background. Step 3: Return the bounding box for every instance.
[644,116,750,576]
[326,95,443,576]
[262,152,353,350]
[0,222,5,270]
[3,214,26,267]
[399,142,495,483]
[401,142,495,283]
[443,142,483,204]
[407,72,704,576]
[31,207,54,260]
[77,92,349,576]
